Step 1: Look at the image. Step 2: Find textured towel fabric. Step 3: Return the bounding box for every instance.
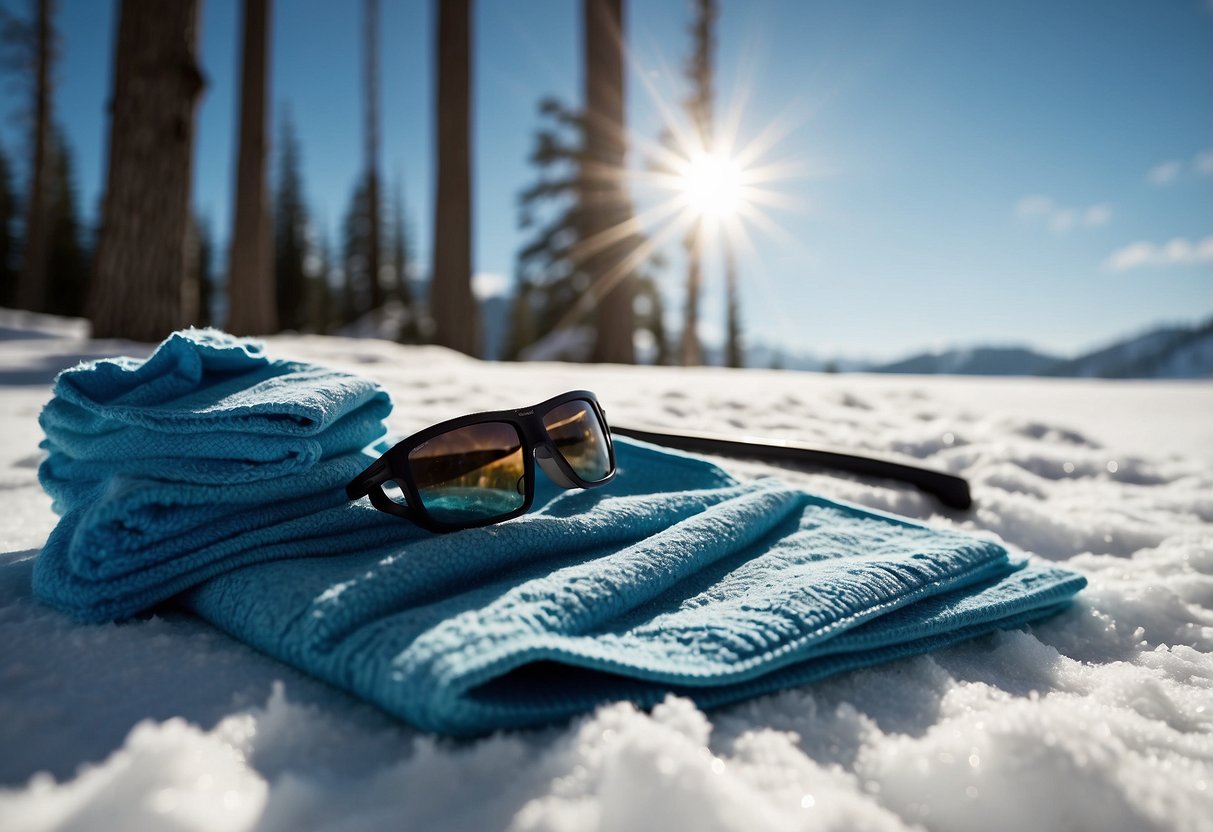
[33,329,399,620]
[37,329,392,512]
[33,330,1087,736]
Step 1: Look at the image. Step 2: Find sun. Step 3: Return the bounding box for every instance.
[678,151,746,219]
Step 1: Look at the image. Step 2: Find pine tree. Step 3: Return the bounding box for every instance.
[9,0,54,312]
[363,0,383,311]
[42,126,88,317]
[0,142,18,308]
[390,178,422,342]
[273,111,309,331]
[507,97,666,362]
[307,223,333,334]
[194,213,214,327]
[509,98,588,358]
[90,0,205,341]
[340,176,371,326]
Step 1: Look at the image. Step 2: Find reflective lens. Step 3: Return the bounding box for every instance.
[542,400,612,482]
[407,422,526,525]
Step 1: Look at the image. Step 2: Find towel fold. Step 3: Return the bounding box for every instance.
[37,329,391,512]
[32,330,1087,736]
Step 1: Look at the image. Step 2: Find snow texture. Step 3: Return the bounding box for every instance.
[1,327,1211,831]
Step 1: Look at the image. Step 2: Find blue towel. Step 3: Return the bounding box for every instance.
[34,329,399,619]
[37,329,392,511]
[33,330,1087,736]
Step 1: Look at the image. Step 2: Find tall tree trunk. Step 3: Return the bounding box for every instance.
[679,218,703,365]
[364,0,383,310]
[585,0,633,364]
[430,0,478,356]
[724,234,742,368]
[16,0,52,312]
[90,0,204,341]
[225,0,275,335]
[679,0,716,366]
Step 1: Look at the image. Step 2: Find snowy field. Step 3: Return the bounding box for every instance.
[1,317,1211,831]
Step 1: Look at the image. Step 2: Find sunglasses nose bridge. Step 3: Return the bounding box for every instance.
[533,443,578,488]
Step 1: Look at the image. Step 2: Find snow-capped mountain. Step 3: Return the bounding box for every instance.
[859,318,1213,379]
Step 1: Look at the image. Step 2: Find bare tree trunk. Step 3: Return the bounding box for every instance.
[679,218,703,365]
[585,0,634,365]
[90,0,204,341]
[16,0,52,312]
[225,0,274,335]
[430,0,478,356]
[724,234,742,368]
[679,0,716,366]
[364,0,383,310]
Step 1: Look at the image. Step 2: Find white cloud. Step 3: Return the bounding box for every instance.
[1195,150,1213,175]
[1084,204,1112,228]
[1049,209,1076,233]
[471,272,510,299]
[1105,235,1213,272]
[1147,160,1182,186]
[1016,195,1111,233]
[1106,242,1155,272]
[1015,195,1054,218]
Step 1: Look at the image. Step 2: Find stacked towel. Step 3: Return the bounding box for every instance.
[34,329,402,621]
[33,330,1086,736]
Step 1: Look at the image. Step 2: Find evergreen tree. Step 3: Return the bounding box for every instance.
[307,224,333,334]
[362,0,383,311]
[273,111,309,331]
[389,178,423,342]
[340,176,371,326]
[194,214,214,327]
[506,97,667,362]
[0,142,18,308]
[5,0,55,312]
[42,125,88,317]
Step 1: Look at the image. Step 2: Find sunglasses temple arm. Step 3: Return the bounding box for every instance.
[609,425,972,511]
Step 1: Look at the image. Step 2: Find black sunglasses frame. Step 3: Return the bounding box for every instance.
[346,390,616,533]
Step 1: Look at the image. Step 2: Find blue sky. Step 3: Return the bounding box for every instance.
[1,0,1210,361]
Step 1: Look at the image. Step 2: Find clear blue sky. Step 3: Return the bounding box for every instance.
[2,0,1210,361]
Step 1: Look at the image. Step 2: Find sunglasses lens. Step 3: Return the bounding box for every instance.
[407,422,526,525]
[542,400,612,483]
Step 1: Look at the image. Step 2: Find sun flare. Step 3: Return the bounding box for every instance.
[678,152,746,219]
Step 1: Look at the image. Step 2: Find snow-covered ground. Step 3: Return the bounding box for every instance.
[1,324,1211,831]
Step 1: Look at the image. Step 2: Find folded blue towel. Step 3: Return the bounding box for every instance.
[34,329,399,619]
[33,330,1087,736]
[37,329,392,511]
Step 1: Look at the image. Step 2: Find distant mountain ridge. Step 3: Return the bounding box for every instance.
[476,295,1211,378]
[874,346,1061,376]
[864,318,1213,379]
[743,317,1213,379]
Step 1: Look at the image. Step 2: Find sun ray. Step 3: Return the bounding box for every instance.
[522,14,821,362]
[551,207,700,335]
[567,194,689,265]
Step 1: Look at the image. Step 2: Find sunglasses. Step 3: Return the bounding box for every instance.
[346,390,616,532]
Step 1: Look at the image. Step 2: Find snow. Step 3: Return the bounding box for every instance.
[1,326,1212,831]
